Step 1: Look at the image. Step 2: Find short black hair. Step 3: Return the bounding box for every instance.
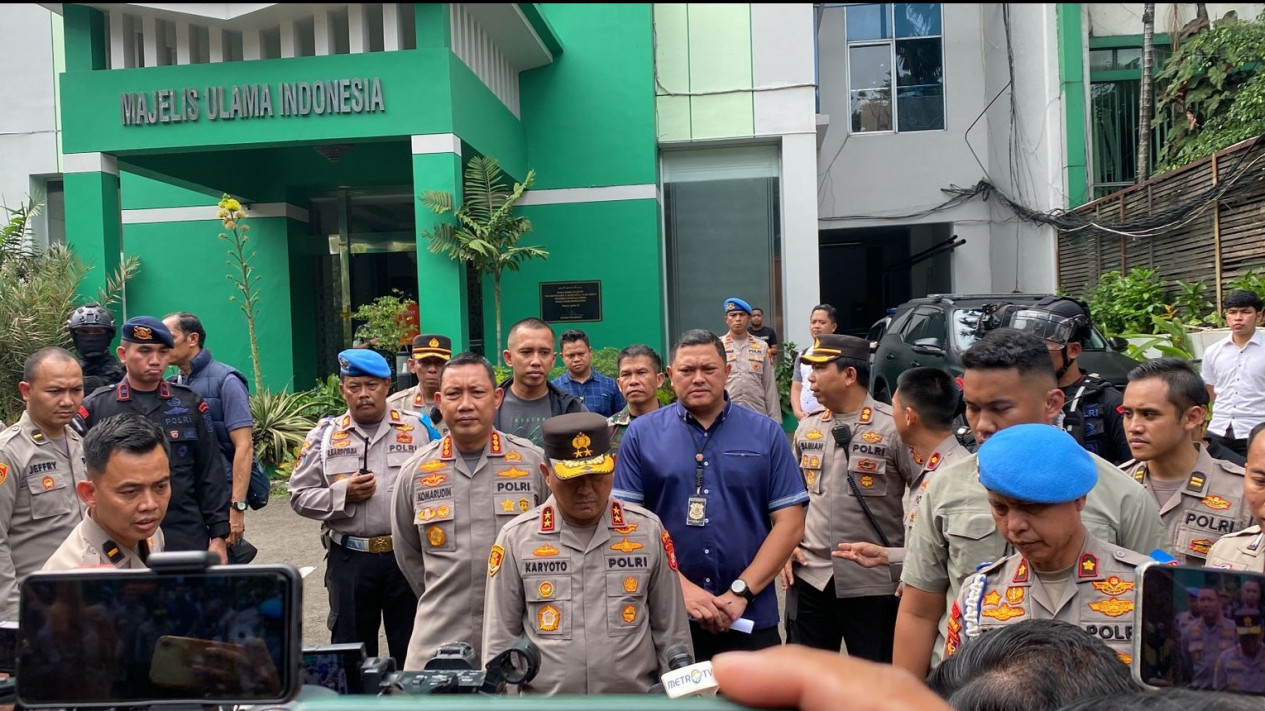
[83,414,170,480]
[164,311,207,348]
[23,347,80,384]
[440,352,497,389]
[507,317,554,344]
[1224,289,1264,312]
[1249,422,1265,451]
[961,328,1056,383]
[928,619,1137,711]
[811,304,838,323]
[1127,357,1209,413]
[670,329,726,364]
[559,329,590,348]
[751,307,764,315]
[895,367,960,429]
[1059,688,1264,711]
[617,344,662,374]
[831,355,871,390]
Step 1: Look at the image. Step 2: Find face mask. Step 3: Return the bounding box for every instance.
[72,332,113,358]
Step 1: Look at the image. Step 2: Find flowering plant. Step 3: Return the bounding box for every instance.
[219,194,263,388]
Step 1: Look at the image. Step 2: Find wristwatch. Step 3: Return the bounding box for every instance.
[729,579,755,601]
[230,501,248,512]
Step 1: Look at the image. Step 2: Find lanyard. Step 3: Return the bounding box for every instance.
[688,417,719,495]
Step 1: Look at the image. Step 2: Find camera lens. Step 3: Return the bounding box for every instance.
[497,639,541,685]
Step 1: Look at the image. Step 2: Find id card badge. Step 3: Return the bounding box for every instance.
[686,495,707,527]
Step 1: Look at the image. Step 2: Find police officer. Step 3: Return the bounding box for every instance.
[784,334,919,662]
[391,352,548,670]
[44,413,169,571]
[77,316,229,561]
[386,333,448,437]
[946,424,1151,664]
[0,348,87,614]
[721,298,780,421]
[1119,358,1251,565]
[290,348,432,665]
[1179,586,1239,687]
[1007,296,1130,464]
[66,303,125,395]
[482,412,692,694]
[1205,425,1265,572]
[1214,612,1265,693]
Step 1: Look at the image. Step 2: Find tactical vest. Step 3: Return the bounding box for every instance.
[80,355,125,396]
[1063,374,1117,457]
[180,348,247,481]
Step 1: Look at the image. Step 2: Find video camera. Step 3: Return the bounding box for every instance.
[306,639,540,696]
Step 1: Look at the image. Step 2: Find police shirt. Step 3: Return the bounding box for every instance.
[79,380,228,551]
[792,397,919,597]
[42,514,164,571]
[386,386,445,434]
[1179,613,1239,688]
[0,413,87,616]
[1214,643,1265,693]
[1206,526,1265,572]
[290,408,431,538]
[902,450,1168,667]
[946,534,1149,663]
[721,334,780,420]
[889,434,972,574]
[390,431,547,670]
[1121,444,1251,565]
[482,497,693,695]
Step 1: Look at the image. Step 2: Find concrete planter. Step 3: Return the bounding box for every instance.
[1125,327,1230,364]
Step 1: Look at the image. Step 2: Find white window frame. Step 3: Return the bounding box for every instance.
[845,3,946,135]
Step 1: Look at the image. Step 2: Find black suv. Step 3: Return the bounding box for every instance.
[868,293,1141,403]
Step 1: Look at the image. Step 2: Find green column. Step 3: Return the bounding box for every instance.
[63,163,121,304]
[413,149,470,352]
[1058,4,1089,207]
[62,4,107,71]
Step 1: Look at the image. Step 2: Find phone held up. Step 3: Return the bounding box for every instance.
[1135,561,1265,695]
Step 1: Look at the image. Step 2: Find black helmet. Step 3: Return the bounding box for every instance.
[66,303,117,336]
[1007,296,1092,346]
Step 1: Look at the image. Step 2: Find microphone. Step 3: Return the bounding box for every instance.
[649,644,692,694]
[657,644,719,699]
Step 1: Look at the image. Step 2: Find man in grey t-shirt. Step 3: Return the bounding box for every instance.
[493,317,585,446]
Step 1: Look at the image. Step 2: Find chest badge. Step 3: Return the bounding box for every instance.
[538,581,555,598]
[611,538,644,554]
[538,604,561,632]
[425,525,445,548]
[623,576,639,594]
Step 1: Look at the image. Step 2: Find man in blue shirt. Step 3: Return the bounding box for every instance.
[613,329,807,660]
[552,329,625,417]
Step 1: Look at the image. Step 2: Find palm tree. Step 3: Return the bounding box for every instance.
[1137,3,1155,181]
[419,156,548,352]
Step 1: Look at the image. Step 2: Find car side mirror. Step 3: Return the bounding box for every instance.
[1107,336,1128,351]
[911,337,946,358]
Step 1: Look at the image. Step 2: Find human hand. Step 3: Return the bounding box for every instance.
[781,548,807,590]
[834,542,889,568]
[682,579,732,633]
[714,591,748,630]
[208,537,228,565]
[345,472,377,503]
[228,508,245,545]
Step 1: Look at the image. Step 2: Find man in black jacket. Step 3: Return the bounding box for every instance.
[494,317,585,446]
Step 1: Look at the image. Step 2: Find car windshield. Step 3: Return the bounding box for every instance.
[951,307,1109,353]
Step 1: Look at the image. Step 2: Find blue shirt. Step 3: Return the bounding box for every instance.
[612,399,808,630]
[551,371,626,418]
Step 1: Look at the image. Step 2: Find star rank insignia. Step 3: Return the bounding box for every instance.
[1078,553,1099,578]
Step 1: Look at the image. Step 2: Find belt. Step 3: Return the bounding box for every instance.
[330,531,393,553]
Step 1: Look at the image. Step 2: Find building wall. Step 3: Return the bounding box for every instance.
[1085,3,1265,37]
[0,5,62,239]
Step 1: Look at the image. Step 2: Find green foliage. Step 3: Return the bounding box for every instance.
[1175,280,1216,325]
[1227,268,1265,303]
[776,341,800,417]
[351,290,418,353]
[1122,315,1199,361]
[250,389,318,469]
[1086,268,1168,337]
[419,156,547,351]
[218,195,264,389]
[299,374,346,420]
[1154,12,1265,173]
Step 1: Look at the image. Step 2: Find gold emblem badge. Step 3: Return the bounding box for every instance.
[1202,496,1232,511]
[1091,576,1135,596]
[809,455,821,469]
[538,604,560,632]
[980,603,1025,621]
[860,431,882,444]
[858,459,878,472]
[487,545,505,578]
[505,450,523,462]
[622,604,637,624]
[533,545,559,557]
[0,463,8,486]
[571,432,593,458]
[984,591,1001,607]
[396,432,413,445]
[519,498,531,512]
[805,430,823,440]
[332,430,351,442]
[689,499,706,521]
[623,576,638,594]
[804,470,817,488]
[498,467,530,479]
[611,538,644,554]
[1117,652,1132,665]
[426,525,445,548]
[418,473,447,488]
[500,498,517,512]
[1005,587,1025,604]
[1190,539,1213,555]
[538,581,555,598]
[420,460,447,473]
[132,325,152,340]
[859,475,874,488]
[429,337,439,348]
[1088,597,1134,618]
[614,523,639,535]
[41,476,55,491]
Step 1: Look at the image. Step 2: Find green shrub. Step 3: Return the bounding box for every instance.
[250,390,319,470]
[1086,268,1168,337]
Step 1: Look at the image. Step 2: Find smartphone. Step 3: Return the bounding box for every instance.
[1135,561,1265,695]
[15,564,301,708]
[0,621,17,675]
[302,642,367,694]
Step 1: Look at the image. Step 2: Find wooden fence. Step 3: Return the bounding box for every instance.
[1058,136,1265,310]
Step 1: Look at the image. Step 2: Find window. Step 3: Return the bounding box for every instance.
[845,3,944,133]
[1089,42,1173,197]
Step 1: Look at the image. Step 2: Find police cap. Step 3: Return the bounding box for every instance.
[977,423,1097,504]
[542,412,615,480]
[120,316,174,348]
[338,348,392,379]
[1237,612,1263,636]
[411,334,453,361]
[724,298,753,316]
[800,334,870,364]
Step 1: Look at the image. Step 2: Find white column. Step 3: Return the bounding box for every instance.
[142,15,158,67]
[109,10,126,69]
[176,21,191,65]
[348,4,370,53]
[782,132,821,350]
[280,19,297,58]
[383,3,401,51]
[314,9,332,55]
[243,28,262,60]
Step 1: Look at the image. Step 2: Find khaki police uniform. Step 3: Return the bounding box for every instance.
[42,514,163,571]
[289,407,431,662]
[886,435,971,576]
[1214,624,1265,693]
[1121,443,1251,565]
[391,431,547,670]
[721,334,780,421]
[1179,614,1239,688]
[0,413,88,616]
[902,452,1168,667]
[482,497,692,694]
[1206,525,1265,571]
[947,534,1150,663]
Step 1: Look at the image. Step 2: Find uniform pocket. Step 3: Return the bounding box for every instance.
[1176,527,1217,561]
[526,577,572,640]
[27,472,74,519]
[945,514,999,582]
[606,572,649,635]
[847,457,888,497]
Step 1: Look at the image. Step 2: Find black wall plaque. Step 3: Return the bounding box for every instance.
[540,281,602,323]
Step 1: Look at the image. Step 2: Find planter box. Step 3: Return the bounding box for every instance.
[1125,328,1230,364]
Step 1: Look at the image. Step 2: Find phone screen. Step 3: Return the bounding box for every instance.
[16,566,300,707]
[1137,563,1265,695]
[302,644,366,694]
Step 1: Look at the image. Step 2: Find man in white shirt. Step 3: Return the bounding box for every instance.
[1204,290,1265,458]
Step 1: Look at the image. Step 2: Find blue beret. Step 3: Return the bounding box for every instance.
[121,316,173,348]
[724,297,752,315]
[337,349,392,378]
[977,424,1096,504]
